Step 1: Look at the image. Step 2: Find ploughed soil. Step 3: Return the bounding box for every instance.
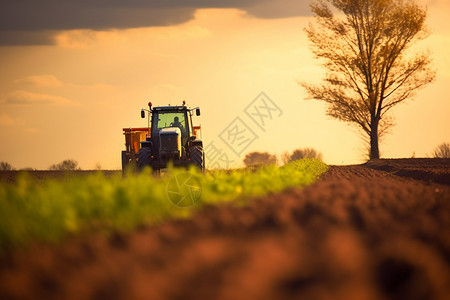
[1,159,449,300]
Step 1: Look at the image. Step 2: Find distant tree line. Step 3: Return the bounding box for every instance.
[0,159,106,171]
[281,148,323,165]
[0,161,13,171]
[242,142,449,168]
[48,159,81,171]
[243,152,277,168]
[243,148,323,168]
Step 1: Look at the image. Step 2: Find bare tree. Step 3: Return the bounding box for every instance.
[243,152,277,168]
[49,159,81,171]
[432,143,450,158]
[282,148,323,164]
[302,0,435,159]
[0,161,13,171]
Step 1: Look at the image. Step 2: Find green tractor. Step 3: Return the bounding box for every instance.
[122,101,205,173]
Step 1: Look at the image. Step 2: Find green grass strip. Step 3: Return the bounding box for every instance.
[0,159,327,251]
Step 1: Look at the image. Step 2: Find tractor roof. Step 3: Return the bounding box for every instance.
[153,106,189,112]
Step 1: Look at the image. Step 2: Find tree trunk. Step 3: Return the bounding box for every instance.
[369,119,380,160]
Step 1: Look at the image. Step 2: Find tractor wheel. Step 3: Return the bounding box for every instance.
[121,151,128,173]
[137,147,152,170]
[190,146,205,172]
[122,151,137,175]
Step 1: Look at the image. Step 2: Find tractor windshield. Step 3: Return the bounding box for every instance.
[152,112,187,135]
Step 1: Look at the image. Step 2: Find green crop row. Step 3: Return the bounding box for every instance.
[0,159,327,251]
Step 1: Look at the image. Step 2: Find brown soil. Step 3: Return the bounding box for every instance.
[1,159,449,300]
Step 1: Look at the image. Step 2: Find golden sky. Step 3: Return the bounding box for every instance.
[0,0,449,169]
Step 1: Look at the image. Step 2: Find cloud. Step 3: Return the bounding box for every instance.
[244,0,312,19]
[0,30,58,46]
[0,113,25,127]
[0,114,40,134]
[0,0,311,45]
[3,90,76,106]
[14,74,63,87]
[13,74,117,92]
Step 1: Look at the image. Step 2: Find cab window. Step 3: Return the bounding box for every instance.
[152,112,187,134]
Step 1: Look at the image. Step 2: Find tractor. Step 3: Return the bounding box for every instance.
[122,101,205,173]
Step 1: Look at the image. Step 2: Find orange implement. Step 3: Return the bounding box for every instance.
[122,126,202,154]
[123,128,150,154]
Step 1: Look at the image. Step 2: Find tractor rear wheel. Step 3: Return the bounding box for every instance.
[122,151,137,175]
[137,147,152,170]
[121,151,128,174]
[190,146,205,172]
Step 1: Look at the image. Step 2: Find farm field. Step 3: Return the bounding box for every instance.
[0,159,327,251]
[0,158,449,299]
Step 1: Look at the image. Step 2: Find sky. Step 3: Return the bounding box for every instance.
[0,0,449,170]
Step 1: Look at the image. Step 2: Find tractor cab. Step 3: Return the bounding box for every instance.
[150,106,194,149]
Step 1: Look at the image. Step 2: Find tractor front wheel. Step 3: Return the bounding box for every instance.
[190,146,205,172]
